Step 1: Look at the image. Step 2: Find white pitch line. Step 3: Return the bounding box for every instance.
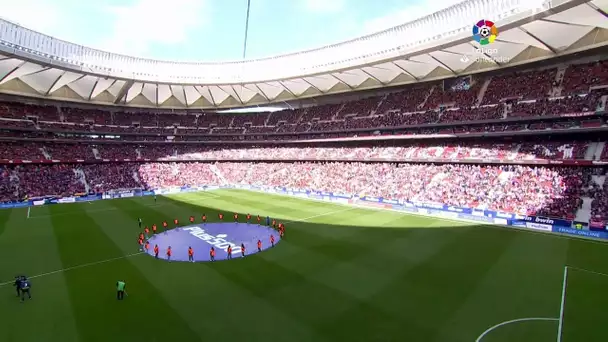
[0,252,145,287]
[26,206,30,219]
[284,207,356,223]
[566,265,608,278]
[557,266,569,342]
[475,317,559,342]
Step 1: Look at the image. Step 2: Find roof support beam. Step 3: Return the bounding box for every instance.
[467,42,501,66]
[182,86,189,108]
[25,67,50,77]
[206,87,217,107]
[113,80,134,104]
[427,54,456,75]
[330,74,355,90]
[588,2,608,17]
[45,71,66,96]
[539,18,587,28]
[277,81,298,98]
[0,61,25,84]
[252,84,270,102]
[156,84,160,106]
[90,78,116,101]
[230,85,244,104]
[391,62,418,81]
[360,69,386,85]
[85,77,99,99]
[301,78,325,94]
[518,27,557,54]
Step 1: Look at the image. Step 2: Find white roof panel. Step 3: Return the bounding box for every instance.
[0,1,606,108]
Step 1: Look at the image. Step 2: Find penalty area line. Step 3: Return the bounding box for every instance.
[0,252,145,287]
[475,317,559,342]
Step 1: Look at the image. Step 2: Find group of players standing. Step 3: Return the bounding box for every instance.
[13,275,32,303]
[136,212,286,262]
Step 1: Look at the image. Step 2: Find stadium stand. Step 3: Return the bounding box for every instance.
[0,162,589,221]
[0,143,600,162]
[0,59,607,225]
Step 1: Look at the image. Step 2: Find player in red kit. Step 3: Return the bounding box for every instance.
[202,214,207,223]
[144,226,150,239]
[270,234,275,247]
[154,244,159,259]
[272,219,276,229]
[227,245,233,259]
[257,239,262,252]
[166,246,172,261]
[257,215,261,224]
[241,243,246,257]
[162,221,168,229]
[189,216,195,223]
[152,224,157,234]
[246,214,251,223]
[188,246,194,262]
[219,213,224,221]
[233,213,238,222]
[173,218,178,227]
[138,238,144,251]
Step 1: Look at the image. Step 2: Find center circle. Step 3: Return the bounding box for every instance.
[145,223,281,262]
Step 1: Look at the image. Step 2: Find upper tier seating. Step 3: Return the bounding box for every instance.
[0,61,606,136]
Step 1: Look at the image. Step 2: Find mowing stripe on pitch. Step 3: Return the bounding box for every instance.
[27,203,166,219]
[0,208,352,286]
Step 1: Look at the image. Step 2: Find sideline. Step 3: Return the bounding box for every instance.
[557,266,569,342]
[475,317,558,342]
[0,252,145,287]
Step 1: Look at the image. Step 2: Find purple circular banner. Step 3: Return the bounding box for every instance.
[145,223,281,262]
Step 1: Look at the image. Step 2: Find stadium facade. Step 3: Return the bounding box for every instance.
[0,0,606,109]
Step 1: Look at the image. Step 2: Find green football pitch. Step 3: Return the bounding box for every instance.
[0,189,607,342]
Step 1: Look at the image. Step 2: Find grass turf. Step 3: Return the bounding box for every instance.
[0,189,607,342]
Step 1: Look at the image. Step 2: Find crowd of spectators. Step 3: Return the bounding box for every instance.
[590,181,608,222]
[82,164,141,193]
[0,160,596,220]
[0,142,598,161]
[483,70,557,104]
[561,61,608,95]
[16,164,84,198]
[138,162,220,188]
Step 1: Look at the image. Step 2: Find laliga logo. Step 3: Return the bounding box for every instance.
[183,227,242,254]
[472,19,498,45]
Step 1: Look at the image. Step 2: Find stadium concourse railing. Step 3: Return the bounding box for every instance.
[6,184,608,241]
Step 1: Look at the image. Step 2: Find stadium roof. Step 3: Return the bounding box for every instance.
[0,0,607,109]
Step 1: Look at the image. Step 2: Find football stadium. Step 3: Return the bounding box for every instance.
[1,0,608,341]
